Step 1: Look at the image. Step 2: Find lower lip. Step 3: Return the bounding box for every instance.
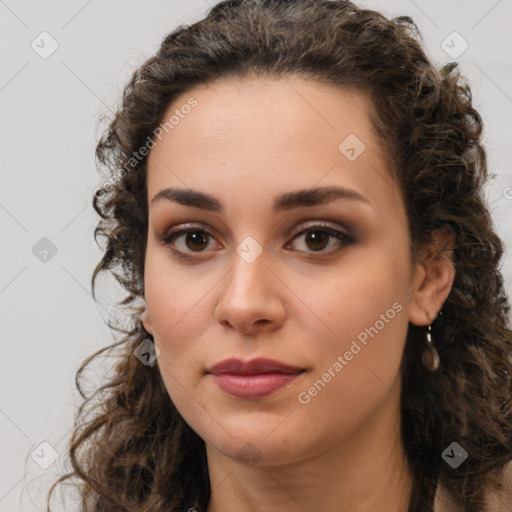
[210,372,304,399]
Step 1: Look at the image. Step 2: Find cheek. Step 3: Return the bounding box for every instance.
[290,283,408,440]
[309,248,407,335]
[143,249,214,365]
[300,247,410,386]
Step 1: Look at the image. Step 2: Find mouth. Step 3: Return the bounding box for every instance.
[209,371,305,399]
[206,357,305,375]
[206,357,306,399]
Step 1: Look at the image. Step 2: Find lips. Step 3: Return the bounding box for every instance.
[206,357,305,375]
[206,357,306,399]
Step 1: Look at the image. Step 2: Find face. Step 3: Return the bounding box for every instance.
[141,76,423,467]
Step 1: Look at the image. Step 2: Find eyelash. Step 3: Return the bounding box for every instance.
[158,222,354,260]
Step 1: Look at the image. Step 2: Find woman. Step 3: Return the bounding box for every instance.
[47,0,512,510]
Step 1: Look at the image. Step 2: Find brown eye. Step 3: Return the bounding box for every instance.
[159,222,353,260]
[303,230,330,251]
[287,224,353,255]
[182,230,209,251]
[160,227,219,258]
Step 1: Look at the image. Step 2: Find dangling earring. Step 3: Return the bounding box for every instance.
[422,325,440,371]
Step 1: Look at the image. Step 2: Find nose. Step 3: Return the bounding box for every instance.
[214,249,286,335]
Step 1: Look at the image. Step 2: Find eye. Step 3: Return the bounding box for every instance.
[158,222,353,260]
[158,224,220,259]
[285,223,353,255]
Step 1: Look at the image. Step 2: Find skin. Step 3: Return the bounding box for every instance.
[141,75,455,512]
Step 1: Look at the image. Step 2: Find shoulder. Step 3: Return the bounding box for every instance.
[433,482,463,512]
[434,464,512,511]
[489,461,512,510]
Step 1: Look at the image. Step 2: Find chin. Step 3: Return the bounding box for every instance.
[202,421,307,468]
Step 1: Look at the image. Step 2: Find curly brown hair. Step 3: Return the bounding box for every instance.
[46,1,512,511]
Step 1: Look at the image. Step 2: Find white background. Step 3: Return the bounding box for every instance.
[1,0,512,510]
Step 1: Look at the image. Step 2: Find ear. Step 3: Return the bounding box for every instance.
[140,305,154,336]
[408,225,456,326]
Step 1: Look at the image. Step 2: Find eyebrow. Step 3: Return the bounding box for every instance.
[150,185,372,212]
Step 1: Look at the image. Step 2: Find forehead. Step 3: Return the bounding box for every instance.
[146,76,400,215]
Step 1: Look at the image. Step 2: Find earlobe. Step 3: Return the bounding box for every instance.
[408,226,456,326]
[140,307,154,335]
